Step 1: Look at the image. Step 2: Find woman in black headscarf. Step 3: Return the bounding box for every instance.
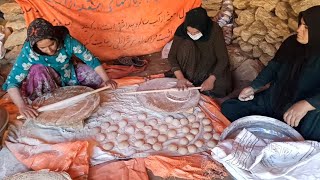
[168,7,232,98]
[221,6,320,141]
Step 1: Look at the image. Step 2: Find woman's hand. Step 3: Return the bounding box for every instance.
[102,79,118,89]
[176,78,193,90]
[18,103,38,119]
[284,100,315,127]
[201,75,216,92]
[238,86,255,101]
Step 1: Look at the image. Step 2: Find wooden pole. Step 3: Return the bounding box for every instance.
[120,86,201,95]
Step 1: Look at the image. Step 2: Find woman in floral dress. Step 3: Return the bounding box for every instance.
[2,18,117,119]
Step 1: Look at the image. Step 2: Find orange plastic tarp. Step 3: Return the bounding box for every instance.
[15,0,201,61]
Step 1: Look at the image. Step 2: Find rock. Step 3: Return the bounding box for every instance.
[0,3,23,14]
[259,53,274,66]
[4,28,27,50]
[265,34,283,44]
[202,0,222,4]
[240,29,252,42]
[233,24,250,38]
[4,13,24,21]
[248,35,264,46]
[252,46,263,58]
[207,10,220,18]
[5,45,22,61]
[239,40,253,52]
[202,4,222,11]
[228,45,249,71]
[248,20,267,36]
[233,0,250,10]
[232,59,264,82]
[290,0,320,14]
[263,17,290,38]
[255,7,273,22]
[275,2,289,20]
[259,41,276,56]
[235,9,255,25]
[288,17,298,31]
[249,0,280,12]
[5,20,26,31]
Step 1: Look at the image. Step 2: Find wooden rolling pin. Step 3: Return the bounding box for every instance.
[17,85,111,119]
[120,86,202,95]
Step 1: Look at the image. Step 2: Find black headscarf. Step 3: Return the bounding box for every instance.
[26,18,69,55]
[273,6,320,111]
[174,7,213,41]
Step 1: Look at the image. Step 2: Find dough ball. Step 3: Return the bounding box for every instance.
[149,119,158,126]
[158,134,168,142]
[207,140,217,148]
[125,126,135,134]
[187,115,196,123]
[137,113,147,120]
[144,125,153,133]
[186,133,195,141]
[191,122,200,129]
[108,125,119,132]
[168,144,178,152]
[136,121,145,129]
[172,119,181,127]
[159,124,168,132]
[91,127,101,134]
[187,145,197,153]
[143,143,152,150]
[135,131,145,139]
[203,132,212,140]
[134,139,144,147]
[147,137,157,145]
[150,129,160,137]
[102,142,114,150]
[117,134,129,141]
[180,118,189,126]
[195,140,204,148]
[190,128,199,135]
[178,147,188,155]
[212,133,220,140]
[96,133,106,142]
[180,137,189,145]
[197,112,205,119]
[101,122,110,129]
[152,143,162,151]
[118,141,130,149]
[165,116,174,123]
[134,140,144,147]
[202,118,211,125]
[111,111,121,120]
[167,129,177,138]
[107,131,117,139]
[182,126,190,134]
[118,120,128,128]
[204,125,213,132]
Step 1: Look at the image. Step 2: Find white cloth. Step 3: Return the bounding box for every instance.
[0,32,6,59]
[212,129,320,180]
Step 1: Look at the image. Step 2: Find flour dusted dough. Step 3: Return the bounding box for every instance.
[135,131,145,139]
[168,144,178,152]
[136,121,145,128]
[108,125,119,132]
[102,142,114,150]
[152,143,162,151]
[195,140,204,148]
[125,126,135,134]
[111,111,121,120]
[101,122,110,129]
[167,129,177,138]
[165,116,174,123]
[204,125,213,132]
[191,122,200,128]
[203,132,212,140]
[207,140,217,148]
[202,118,211,125]
[107,131,118,139]
[212,133,220,140]
[96,133,106,142]
[144,125,153,133]
[147,137,157,144]
[158,134,168,142]
[187,145,197,153]
[187,115,196,123]
[134,140,144,147]
[186,133,195,141]
[4,170,72,180]
[180,118,189,126]
[143,144,152,150]
[172,119,181,127]
[178,147,188,155]
[150,130,160,137]
[118,141,129,149]
[119,120,128,128]
[159,124,168,132]
[137,113,147,120]
[91,127,101,134]
[182,126,190,133]
[180,137,189,145]
[117,134,129,141]
[197,112,205,119]
[190,128,199,135]
[149,119,158,126]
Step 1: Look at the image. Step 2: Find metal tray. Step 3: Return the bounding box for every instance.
[220,115,304,142]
